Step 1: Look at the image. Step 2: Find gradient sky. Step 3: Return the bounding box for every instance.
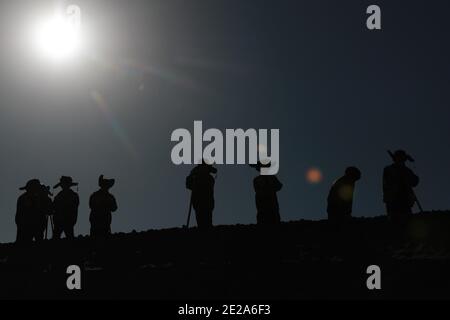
[0,0,449,242]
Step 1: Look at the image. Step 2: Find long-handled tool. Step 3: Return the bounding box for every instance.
[185,193,193,229]
[184,163,217,229]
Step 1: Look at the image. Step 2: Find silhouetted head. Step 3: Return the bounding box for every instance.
[98,175,115,190]
[195,159,217,175]
[249,161,271,172]
[54,176,78,190]
[19,179,41,194]
[345,166,361,182]
[392,150,414,164]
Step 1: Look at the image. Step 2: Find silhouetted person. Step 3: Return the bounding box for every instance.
[251,162,282,226]
[186,161,217,229]
[327,167,361,223]
[52,176,79,240]
[16,179,53,243]
[41,185,55,239]
[89,175,118,238]
[383,150,419,222]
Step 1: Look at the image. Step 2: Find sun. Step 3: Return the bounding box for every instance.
[31,7,82,63]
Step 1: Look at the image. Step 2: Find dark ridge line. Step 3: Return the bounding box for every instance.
[0,210,448,247]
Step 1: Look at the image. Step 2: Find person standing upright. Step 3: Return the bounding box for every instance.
[186,161,217,229]
[53,176,80,240]
[16,179,53,243]
[89,175,118,238]
[251,162,283,226]
[383,150,420,223]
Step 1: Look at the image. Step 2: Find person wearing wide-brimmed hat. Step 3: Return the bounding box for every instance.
[89,175,118,238]
[52,176,80,240]
[186,160,217,229]
[383,150,420,221]
[16,179,53,243]
[327,167,362,223]
[250,161,283,226]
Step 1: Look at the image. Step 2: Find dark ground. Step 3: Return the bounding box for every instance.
[0,211,449,300]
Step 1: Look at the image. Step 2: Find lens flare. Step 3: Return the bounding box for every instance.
[306,167,323,184]
[91,90,138,159]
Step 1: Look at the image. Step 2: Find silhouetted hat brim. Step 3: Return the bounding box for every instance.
[394,150,415,162]
[99,180,115,188]
[53,182,78,189]
[19,179,41,191]
[99,175,115,188]
[54,176,78,189]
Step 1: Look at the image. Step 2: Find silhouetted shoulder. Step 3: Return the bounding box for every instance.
[71,189,80,201]
[17,193,28,204]
[89,190,103,202]
[253,175,282,192]
[384,164,419,187]
[54,189,80,207]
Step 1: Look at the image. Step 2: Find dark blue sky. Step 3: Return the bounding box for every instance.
[0,0,449,242]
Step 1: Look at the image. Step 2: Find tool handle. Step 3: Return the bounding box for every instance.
[185,193,193,229]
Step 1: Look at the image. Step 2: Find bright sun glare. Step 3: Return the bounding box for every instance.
[32,6,82,63]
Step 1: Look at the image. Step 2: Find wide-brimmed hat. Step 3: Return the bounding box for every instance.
[54,176,78,189]
[393,150,415,162]
[98,175,115,189]
[19,179,41,191]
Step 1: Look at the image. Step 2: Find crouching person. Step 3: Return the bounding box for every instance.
[327,166,361,224]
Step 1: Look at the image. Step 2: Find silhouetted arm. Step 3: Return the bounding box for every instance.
[186,172,194,190]
[89,194,94,210]
[327,182,337,203]
[110,195,118,212]
[405,168,419,188]
[75,193,80,208]
[273,177,283,192]
[253,177,262,193]
[382,167,394,202]
[15,197,24,225]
